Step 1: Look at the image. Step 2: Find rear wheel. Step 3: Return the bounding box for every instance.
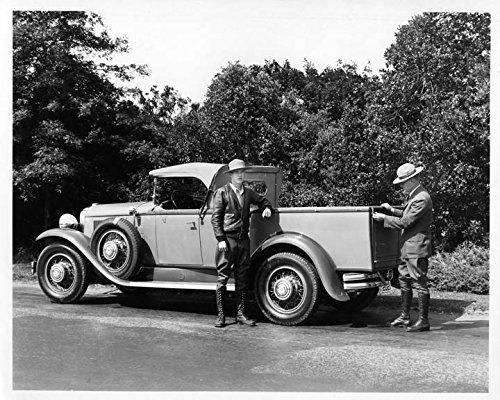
[330,288,379,312]
[254,252,320,325]
[37,243,89,303]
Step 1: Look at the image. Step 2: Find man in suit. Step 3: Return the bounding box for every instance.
[211,159,273,328]
[373,163,433,332]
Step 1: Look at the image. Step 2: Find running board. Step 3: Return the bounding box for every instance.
[119,281,236,291]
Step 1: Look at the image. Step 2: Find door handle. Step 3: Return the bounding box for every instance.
[186,221,197,230]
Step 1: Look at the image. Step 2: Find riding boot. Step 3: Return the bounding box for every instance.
[407,292,430,332]
[390,289,412,327]
[214,287,226,328]
[235,291,256,326]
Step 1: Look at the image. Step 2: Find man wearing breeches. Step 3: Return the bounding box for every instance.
[211,159,273,328]
[373,163,434,332]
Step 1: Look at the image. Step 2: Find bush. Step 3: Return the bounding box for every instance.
[13,245,39,264]
[428,242,489,294]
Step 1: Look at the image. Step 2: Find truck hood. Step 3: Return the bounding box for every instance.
[81,201,155,218]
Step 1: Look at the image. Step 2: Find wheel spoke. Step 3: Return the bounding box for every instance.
[96,228,131,273]
[45,253,77,294]
[265,265,307,314]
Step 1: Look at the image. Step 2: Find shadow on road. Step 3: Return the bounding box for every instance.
[77,287,485,330]
[372,292,481,315]
[436,320,489,331]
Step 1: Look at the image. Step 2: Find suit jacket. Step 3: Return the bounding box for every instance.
[384,185,433,259]
[211,183,272,241]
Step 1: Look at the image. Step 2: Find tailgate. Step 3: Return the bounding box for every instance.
[370,207,401,270]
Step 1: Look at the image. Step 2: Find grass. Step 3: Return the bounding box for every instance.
[13,263,37,283]
[372,287,488,315]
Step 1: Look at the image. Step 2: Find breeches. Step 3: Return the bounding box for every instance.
[398,258,429,295]
[215,236,250,291]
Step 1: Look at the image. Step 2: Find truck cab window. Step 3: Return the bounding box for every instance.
[157,177,207,209]
[244,180,267,195]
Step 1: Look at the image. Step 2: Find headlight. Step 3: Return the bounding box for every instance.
[59,214,78,229]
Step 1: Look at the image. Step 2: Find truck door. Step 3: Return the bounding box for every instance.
[154,209,203,266]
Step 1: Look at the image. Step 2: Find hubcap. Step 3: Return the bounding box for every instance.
[96,229,131,273]
[102,241,119,261]
[49,262,66,283]
[273,278,293,300]
[265,265,307,314]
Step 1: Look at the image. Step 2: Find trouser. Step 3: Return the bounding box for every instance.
[215,235,251,291]
[398,258,429,294]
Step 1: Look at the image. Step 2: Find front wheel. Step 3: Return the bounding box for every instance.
[37,243,89,303]
[254,252,320,325]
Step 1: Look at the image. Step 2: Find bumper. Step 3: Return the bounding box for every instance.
[343,270,393,291]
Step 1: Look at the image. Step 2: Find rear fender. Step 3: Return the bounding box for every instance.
[36,228,131,287]
[251,232,349,302]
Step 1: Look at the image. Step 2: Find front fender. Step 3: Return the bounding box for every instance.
[251,232,349,302]
[36,228,132,287]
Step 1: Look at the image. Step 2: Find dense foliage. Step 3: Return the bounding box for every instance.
[428,242,489,294]
[13,11,146,245]
[13,12,489,258]
[373,13,490,250]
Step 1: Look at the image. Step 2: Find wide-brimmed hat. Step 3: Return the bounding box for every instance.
[393,163,424,184]
[224,159,250,174]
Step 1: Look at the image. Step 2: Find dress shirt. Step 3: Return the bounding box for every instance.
[229,183,244,207]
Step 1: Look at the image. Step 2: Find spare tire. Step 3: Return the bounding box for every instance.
[90,218,142,279]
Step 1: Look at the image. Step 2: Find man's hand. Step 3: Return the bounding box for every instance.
[381,203,392,210]
[218,241,227,252]
[372,212,385,221]
[262,208,272,218]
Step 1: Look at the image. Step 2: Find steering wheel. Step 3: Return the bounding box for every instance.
[170,190,205,209]
[170,190,183,209]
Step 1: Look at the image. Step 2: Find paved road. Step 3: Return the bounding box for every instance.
[13,283,488,392]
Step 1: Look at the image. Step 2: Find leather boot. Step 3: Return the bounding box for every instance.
[214,287,226,328]
[407,292,430,332]
[235,291,256,326]
[390,289,412,327]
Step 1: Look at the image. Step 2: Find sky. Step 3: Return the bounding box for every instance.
[93,1,436,103]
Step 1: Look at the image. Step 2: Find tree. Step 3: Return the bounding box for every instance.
[200,60,379,207]
[115,85,197,200]
[369,12,490,250]
[14,12,489,256]
[13,11,146,248]
[201,62,287,165]
[275,63,383,208]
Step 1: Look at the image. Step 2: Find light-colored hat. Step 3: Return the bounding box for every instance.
[393,163,424,184]
[224,159,250,174]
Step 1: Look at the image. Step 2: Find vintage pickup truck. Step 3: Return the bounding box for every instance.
[34,162,401,325]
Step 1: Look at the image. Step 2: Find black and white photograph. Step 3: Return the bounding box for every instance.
[2,0,498,398]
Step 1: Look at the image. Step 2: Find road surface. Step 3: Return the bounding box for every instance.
[13,283,488,392]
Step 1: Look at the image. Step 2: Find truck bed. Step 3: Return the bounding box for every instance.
[250,206,400,272]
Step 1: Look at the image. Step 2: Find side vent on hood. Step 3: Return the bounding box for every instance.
[93,219,106,231]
